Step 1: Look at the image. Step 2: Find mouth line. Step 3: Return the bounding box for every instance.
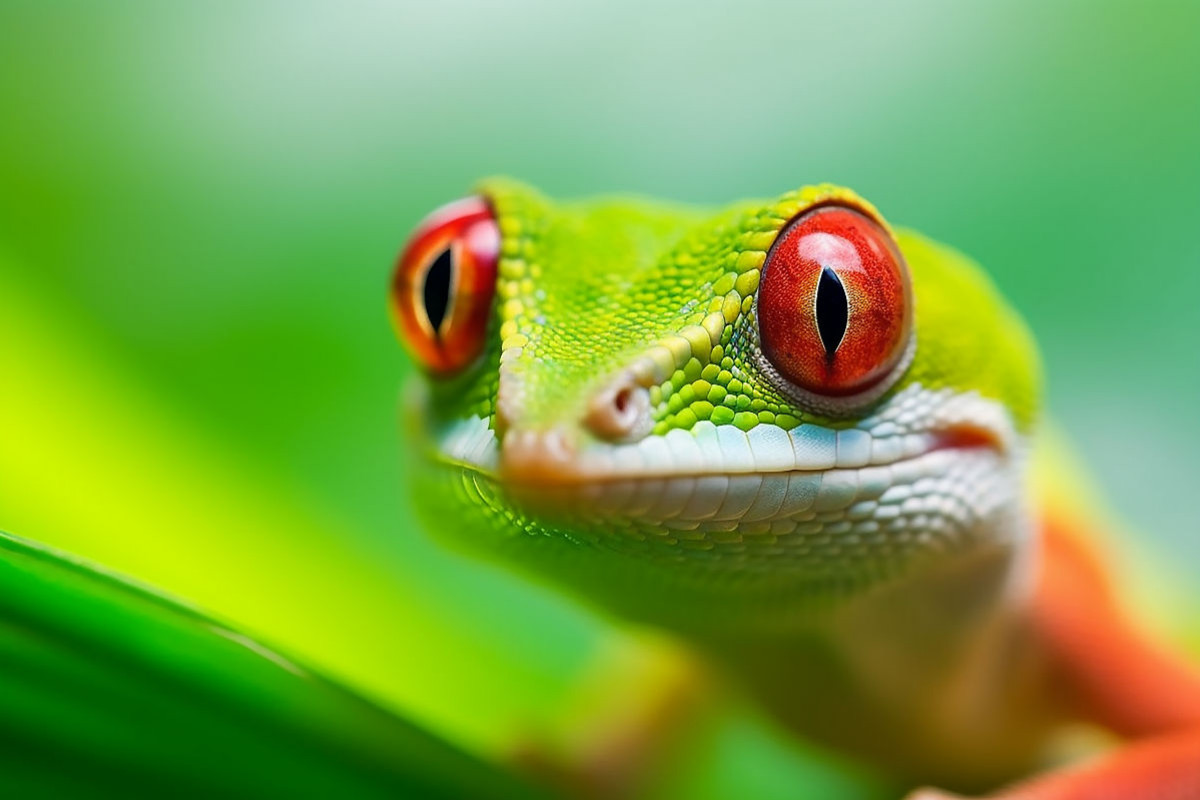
[511,429,998,486]
[438,420,1006,489]
[418,387,1022,550]
[462,429,1012,530]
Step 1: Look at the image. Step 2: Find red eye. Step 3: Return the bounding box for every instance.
[757,205,912,398]
[390,196,499,375]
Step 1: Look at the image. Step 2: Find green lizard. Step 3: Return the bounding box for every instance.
[390,179,1200,799]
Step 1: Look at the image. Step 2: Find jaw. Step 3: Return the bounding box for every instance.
[409,383,1033,635]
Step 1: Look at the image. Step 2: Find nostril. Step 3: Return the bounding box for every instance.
[613,387,632,414]
[585,372,653,442]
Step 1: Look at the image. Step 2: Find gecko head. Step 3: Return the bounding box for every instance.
[390,179,1041,632]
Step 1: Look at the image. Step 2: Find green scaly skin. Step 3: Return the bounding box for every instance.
[405,179,1045,790]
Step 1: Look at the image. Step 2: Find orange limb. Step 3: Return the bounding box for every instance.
[983,728,1200,800]
[1033,513,1200,737]
[911,731,1200,800]
[968,514,1200,799]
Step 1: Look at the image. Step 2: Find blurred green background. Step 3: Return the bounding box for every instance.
[1,1,1198,795]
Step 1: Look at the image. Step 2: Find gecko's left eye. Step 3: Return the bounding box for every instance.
[757,204,913,402]
[390,196,499,375]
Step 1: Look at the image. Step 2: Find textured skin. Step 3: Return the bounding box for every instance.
[410,180,1039,632]
[465,179,1038,432]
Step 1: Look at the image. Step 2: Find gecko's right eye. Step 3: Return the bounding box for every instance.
[390,196,499,375]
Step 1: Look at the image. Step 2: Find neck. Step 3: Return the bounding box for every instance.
[695,535,1065,790]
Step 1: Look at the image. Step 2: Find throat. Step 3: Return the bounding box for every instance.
[697,537,1050,790]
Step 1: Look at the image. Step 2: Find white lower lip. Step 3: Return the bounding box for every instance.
[412,382,1029,586]
[432,394,1012,485]
[433,414,1010,535]
[501,445,1006,526]
[427,385,1020,540]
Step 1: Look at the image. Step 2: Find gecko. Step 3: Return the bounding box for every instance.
[390,179,1200,799]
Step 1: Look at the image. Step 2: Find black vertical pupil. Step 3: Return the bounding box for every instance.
[815,266,849,357]
[422,247,453,335]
